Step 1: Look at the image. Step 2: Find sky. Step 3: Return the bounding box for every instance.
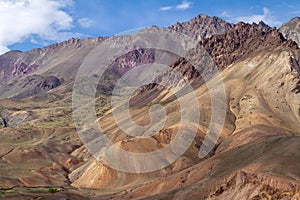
[0,0,300,55]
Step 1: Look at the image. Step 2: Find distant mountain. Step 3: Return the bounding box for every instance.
[0,14,234,99]
[0,38,106,98]
[279,17,300,46]
[0,38,105,82]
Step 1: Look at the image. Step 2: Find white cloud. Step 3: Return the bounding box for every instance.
[160,1,192,11]
[0,46,9,55]
[176,1,192,10]
[78,18,95,28]
[220,11,231,18]
[160,6,173,11]
[0,0,79,55]
[232,8,282,27]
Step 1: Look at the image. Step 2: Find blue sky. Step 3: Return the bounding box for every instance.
[1,0,300,54]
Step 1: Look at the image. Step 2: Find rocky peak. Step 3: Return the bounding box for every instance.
[252,21,272,32]
[279,17,300,46]
[137,22,299,101]
[169,14,234,41]
[287,16,300,25]
[199,22,298,70]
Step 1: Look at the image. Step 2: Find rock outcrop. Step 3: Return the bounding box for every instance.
[252,21,272,32]
[199,22,298,70]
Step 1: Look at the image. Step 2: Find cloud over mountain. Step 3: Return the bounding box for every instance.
[78,18,95,28]
[231,8,282,26]
[160,1,192,11]
[0,0,78,54]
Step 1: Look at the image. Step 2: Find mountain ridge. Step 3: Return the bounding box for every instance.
[0,13,300,199]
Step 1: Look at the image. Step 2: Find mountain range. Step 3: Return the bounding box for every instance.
[0,14,300,199]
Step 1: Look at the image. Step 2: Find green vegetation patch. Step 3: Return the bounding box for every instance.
[27,187,60,194]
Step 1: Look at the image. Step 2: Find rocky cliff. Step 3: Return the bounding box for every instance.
[280,17,300,46]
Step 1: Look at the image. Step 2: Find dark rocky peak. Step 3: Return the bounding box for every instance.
[136,22,298,101]
[199,22,298,70]
[169,14,234,41]
[252,21,272,32]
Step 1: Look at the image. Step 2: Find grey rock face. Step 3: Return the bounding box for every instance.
[279,17,300,46]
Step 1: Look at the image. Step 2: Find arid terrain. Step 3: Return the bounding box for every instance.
[0,14,300,199]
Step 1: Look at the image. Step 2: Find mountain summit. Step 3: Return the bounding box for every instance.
[169,14,234,40]
[280,16,300,46]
